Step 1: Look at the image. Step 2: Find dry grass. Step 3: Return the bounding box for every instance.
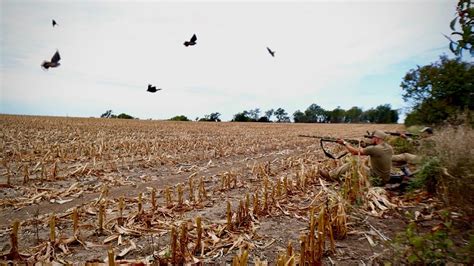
[426,125,474,213]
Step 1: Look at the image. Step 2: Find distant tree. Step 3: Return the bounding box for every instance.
[360,105,398,123]
[401,56,473,125]
[274,108,290,122]
[169,115,190,121]
[101,110,113,118]
[293,110,309,123]
[199,112,221,122]
[361,108,377,123]
[328,107,345,123]
[304,103,326,123]
[232,111,253,122]
[209,112,221,122]
[373,104,398,123]
[390,109,399,123]
[248,108,261,121]
[344,106,363,123]
[117,113,134,119]
[265,109,274,121]
[257,116,270,122]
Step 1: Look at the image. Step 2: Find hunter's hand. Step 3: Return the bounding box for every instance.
[336,138,345,145]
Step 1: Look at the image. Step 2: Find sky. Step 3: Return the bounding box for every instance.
[0,0,469,122]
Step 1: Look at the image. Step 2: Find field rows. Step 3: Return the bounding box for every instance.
[0,115,403,264]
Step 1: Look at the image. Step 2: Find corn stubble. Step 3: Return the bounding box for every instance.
[0,116,400,263]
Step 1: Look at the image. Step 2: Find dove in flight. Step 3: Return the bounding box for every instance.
[41,50,61,69]
[147,84,162,93]
[267,47,275,57]
[184,34,197,47]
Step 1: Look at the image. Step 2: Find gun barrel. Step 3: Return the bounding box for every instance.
[298,134,333,139]
[298,135,337,141]
[384,131,420,138]
[298,135,365,145]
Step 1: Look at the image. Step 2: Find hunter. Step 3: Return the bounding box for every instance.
[391,127,434,165]
[318,130,393,186]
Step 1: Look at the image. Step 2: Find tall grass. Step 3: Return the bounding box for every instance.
[420,125,474,214]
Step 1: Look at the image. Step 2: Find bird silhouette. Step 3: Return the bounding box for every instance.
[41,50,61,69]
[267,47,275,57]
[52,19,57,27]
[183,34,197,47]
[147,84,162,93]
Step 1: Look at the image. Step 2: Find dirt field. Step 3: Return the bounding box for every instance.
[1,115,420,264]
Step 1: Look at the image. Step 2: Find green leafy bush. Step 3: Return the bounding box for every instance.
[391,212,472,264]
[408,157,441,194]
[387,137,416,154]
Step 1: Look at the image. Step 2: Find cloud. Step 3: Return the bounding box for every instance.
[0,1,461,121]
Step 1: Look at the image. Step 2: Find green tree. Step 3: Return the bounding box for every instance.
[232,111,253,122]
[248,108,261,121]
[117,113,134,119]
[199,112,221,122]
[344,106,363,123]
[265,109,274,121]
[328,106,345,123]
[293,110,309,123]
[375,104,399,123]
[401,56,474,125]
[274,108,290,122]
[209,112,221,122]
[360,105,398,123]
[169,115,190,121]
[101,110,113,118]
[446,0,474,56]
[361,108,377,123]
[304,103,326,123]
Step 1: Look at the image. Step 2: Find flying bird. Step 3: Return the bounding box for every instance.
[52,19,57,27]
[147,84,162,93]
[267,47,275,57]
[183,34,197,47]
[41,50,61,69]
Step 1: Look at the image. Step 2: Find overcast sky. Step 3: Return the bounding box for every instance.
[0,0,468,121]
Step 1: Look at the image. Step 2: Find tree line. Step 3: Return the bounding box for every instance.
[166,104,399,123]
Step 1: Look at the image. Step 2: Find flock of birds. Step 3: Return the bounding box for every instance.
[41,19,277,93]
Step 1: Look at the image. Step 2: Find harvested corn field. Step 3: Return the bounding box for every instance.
[1,115,423,264]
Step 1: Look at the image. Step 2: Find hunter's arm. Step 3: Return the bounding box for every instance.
[336,139,366,155]
[345,143,366,155]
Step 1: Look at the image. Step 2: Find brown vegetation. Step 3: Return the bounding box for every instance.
[1,114,428,264]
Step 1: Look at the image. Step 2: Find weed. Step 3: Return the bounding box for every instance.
[391,211,473,264]
[408,157,441,194]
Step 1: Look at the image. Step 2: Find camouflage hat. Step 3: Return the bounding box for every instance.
[419,127,433,134]
[372,130,388,139]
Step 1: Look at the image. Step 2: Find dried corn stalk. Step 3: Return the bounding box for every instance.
[227,201,233,231]
[3,220,21,260]
[232,249,249,266]
[50,214,56,243]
